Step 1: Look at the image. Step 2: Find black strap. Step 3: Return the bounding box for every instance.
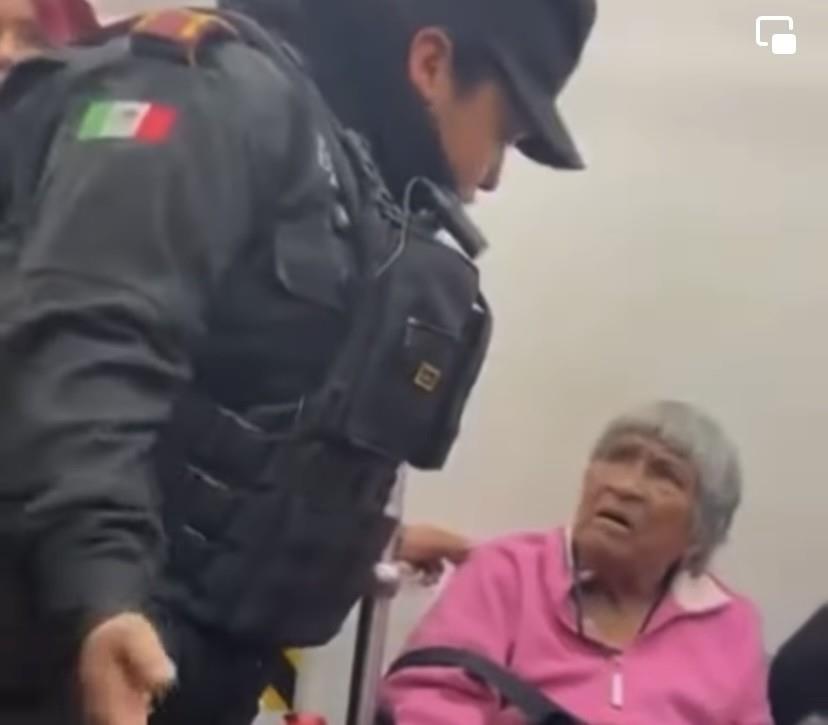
[162,390,296,486]
[385,646,581,725]
[218,10,367,221]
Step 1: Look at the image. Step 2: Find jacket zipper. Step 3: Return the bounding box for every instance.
[610,654,624,709]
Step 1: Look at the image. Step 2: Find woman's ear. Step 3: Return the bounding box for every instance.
[407,26,455,108]
[681,542,705,575]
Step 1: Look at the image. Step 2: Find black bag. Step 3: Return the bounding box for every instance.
[377,646,582,725]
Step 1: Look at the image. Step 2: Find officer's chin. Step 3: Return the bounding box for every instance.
[457,187,477,205]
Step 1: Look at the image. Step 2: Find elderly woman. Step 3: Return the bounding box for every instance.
[381,401,772,724]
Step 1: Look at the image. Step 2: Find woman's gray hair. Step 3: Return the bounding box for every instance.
[591,400,742,574]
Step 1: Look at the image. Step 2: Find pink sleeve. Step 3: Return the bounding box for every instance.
[380,543,520,725]
[731,654,773,724]
[731,603,773,725]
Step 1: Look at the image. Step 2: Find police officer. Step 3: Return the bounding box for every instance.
[769,604,828,725]
[0,0,596,723]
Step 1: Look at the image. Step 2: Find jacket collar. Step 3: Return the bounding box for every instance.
[550,527,732,640]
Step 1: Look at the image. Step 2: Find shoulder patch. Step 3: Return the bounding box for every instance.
[77,100,178,143]
[131,9,239,66]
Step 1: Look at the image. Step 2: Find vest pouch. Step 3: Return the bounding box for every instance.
[167,438,397,648]
[164,463,239,580]
[417,298,492,466]
[323,226,490,470]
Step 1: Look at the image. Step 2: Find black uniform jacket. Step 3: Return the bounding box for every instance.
[0,30,362,686]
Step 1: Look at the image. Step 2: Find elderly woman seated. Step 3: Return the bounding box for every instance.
[381,401,772,724]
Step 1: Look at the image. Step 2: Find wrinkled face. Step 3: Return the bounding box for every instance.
[0,0,45,81]
[573,434,699,578]
[407,28,527,202]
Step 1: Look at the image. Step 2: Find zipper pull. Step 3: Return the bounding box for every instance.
[610,659,624,709]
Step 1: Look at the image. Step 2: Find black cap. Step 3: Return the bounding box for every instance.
[480,0,597,170]
[222,0,595,169]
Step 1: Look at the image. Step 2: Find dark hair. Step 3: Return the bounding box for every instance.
[396,0,497,92]
[221,0,499,196]
[446,35,497,95]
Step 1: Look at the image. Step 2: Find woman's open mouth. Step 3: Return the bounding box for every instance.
[594,509,634,533]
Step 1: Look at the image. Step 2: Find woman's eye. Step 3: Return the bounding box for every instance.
[604,445,638,463]
[651,461,685,488]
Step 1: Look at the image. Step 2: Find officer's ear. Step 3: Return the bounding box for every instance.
[407,26,456,110]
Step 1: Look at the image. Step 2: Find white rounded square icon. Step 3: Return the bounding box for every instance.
[756,16,797,56]
[771,32,797,55]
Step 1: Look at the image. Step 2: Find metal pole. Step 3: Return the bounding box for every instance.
[345,598,377,725]
[345,469,407,725]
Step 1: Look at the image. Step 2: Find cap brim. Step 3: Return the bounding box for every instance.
[517,104,584,170]
[496,52,585,170]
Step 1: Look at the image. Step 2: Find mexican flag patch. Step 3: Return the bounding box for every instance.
[77,101,178,143]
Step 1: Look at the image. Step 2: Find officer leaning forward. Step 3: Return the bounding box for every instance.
[0,0,596,723]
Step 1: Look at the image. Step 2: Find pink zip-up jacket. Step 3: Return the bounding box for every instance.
[382,528,772,724]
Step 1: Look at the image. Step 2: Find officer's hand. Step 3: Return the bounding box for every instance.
[396,524,472,584]
[78,612,176,725]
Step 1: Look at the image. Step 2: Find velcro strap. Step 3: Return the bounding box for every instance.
[130,9,239,66]
[164,391,276,487]
[385,647,581,725]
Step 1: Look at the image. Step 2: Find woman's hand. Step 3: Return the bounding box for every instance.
[396,524,472,584]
